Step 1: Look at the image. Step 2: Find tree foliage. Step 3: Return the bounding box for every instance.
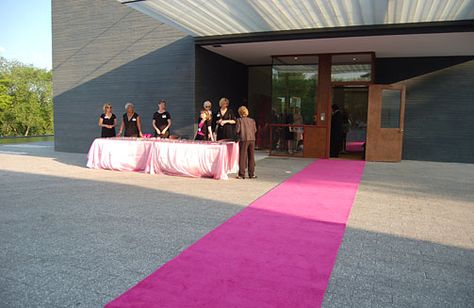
[0,57,53,136]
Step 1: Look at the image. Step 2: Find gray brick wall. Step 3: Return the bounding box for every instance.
[376,57,474,163]
[52,0,195,153]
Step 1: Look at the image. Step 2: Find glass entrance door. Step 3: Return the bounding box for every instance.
[271,56,318,155]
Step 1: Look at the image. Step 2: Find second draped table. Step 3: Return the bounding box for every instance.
[87,137,239,180]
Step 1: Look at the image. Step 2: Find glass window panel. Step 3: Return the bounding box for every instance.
[273,55,319,65]
[332,53,372,64]
[271,64,317,125]
[331,53,372,82]
[381,89,401,128]
[331,64,372,82]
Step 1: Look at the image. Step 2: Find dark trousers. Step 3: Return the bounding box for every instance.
[239,141,255,177]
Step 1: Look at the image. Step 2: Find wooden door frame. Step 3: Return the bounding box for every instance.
[366,84,406,162]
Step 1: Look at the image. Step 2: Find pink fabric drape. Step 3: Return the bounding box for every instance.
[87,138,239,180]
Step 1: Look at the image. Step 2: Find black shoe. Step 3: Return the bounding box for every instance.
[236,176,245,179]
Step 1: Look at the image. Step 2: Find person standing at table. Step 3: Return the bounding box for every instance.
[194,101,214,141]
[118,102,143,137]
[195,109,212,141]
[236,106,257,179]
[202,100,216,141]
[203,100,213,118]
[152,100,172,138]
[215,97,236,141]
[98,103,117,138]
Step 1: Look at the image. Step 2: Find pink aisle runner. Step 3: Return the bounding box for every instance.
[106,160,365,308]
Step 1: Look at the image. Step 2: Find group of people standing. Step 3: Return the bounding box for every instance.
[195,98,237,141]
[99,100,171,139]
[195,98,257,178]
[97,97,257,179]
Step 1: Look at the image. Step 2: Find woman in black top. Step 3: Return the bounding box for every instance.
[118,102,143,137]
[152,100,172,138]
[215,97,236,141]
[98,103,117,137]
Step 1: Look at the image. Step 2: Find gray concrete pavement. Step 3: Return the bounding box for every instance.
[0,142,312,307]
[323,161,474,308]
[1,142,473,307]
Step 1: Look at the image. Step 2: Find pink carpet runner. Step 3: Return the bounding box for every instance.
[106,159,365,307]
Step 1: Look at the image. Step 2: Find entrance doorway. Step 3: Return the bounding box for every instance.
[248,52,376,159]
[331,86,368,160]
[269,56,318,157]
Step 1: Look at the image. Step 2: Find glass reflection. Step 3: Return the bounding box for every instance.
[271,62,317,155]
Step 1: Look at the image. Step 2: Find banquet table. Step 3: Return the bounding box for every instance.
[86,137,239,180]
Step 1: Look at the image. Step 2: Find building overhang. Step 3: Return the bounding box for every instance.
[118,0,474,37]
[119,0,474,65]
[200,31,474,65]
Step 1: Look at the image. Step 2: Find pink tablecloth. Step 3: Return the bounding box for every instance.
[86,138,239,180]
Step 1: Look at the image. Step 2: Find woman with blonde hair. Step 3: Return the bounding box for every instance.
[215,97,236,141]
[98,103,117,137]
[203,100,213,119]
[195,101,214,141]
[236,106,257,179]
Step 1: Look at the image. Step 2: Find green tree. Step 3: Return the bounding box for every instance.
[0,57,53,136]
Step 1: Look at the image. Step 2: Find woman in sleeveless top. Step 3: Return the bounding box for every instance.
[98,103,117,137]
[118,102,143,137]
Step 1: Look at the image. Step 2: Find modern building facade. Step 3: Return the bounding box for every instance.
[52,0,474,163]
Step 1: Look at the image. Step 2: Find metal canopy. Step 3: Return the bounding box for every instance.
[118,0,474,37]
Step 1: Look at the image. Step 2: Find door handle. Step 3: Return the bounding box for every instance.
[400,129,404,133]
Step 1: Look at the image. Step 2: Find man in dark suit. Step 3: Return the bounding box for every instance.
[330,104,344,157]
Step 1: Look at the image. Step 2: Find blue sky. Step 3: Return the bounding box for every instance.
[0,0,52,69]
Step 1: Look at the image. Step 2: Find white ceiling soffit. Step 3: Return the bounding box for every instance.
[202,32,474,65]
[118,0,474,37]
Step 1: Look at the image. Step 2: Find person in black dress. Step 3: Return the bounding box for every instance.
[285,110,295,154]
[98,103,117,137]
[330,104,344,157]
[152,100,172,138]
[195,110,212,141]
[118,102,143,137]
[215,97,236,141]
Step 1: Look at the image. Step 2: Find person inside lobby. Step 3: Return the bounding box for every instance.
[293,107,304,152]
[152,99,172,138]
[118,102,143,137]
[330,104,344,157]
